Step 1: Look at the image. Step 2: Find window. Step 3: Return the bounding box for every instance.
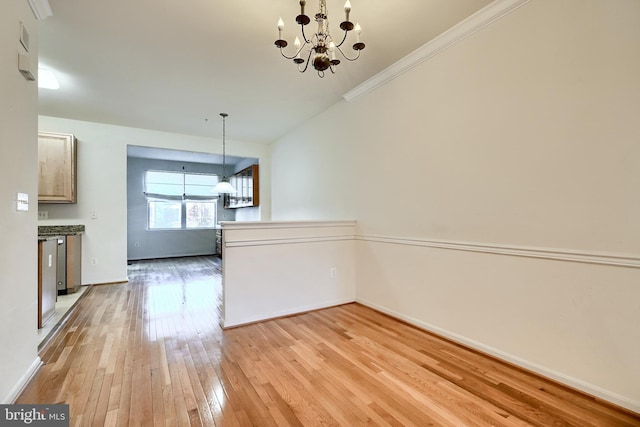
[186,201,216,228]
[148,200,182,229]
[145,171,219,230]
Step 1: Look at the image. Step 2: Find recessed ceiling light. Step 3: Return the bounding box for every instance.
[38,68,59,89]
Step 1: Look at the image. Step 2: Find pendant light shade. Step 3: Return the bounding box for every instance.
[213,180,235,194]
[213,113,236,195]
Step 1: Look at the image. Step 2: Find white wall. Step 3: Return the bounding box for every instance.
[270,115,357,221]
[222,221,356,327]
[38,116,271,284]
[0,1,41,403]
[270,0,640,412]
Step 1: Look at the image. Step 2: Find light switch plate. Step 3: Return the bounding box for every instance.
[18,53,35,81]
[16,192,29,211]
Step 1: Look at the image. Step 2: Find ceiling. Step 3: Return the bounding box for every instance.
[38,0,493,145]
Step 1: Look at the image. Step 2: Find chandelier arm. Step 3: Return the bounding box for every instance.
[279,48,298,61]
[334,29,349,48]
[335,44,361,62]
[279,43,308,61]
[300,24,313,44]
[299,48,314,73]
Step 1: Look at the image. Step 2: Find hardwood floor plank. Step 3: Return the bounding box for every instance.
[167,354,193,426]
[92,371,114,426]
[116,368,132,426]
[104,409,119,427]
[17,256,640,426]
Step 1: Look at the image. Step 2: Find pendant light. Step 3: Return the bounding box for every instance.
[213,113,236,194]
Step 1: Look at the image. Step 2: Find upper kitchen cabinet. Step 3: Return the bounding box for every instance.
[224,164,259,209]
[38,132,77,203]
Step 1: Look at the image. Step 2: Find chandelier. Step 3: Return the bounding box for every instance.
[274,0,365,77]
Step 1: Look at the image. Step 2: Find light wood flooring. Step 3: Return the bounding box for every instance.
[17,256,640,426]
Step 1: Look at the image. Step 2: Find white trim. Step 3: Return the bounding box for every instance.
[358,235,640,269]
[3,357,42,404]
[222,299,355,329]
[356,299,640,414]
[27,0,53,20]
[223,223,640,267]
[221,220,356,230]
[343,0,530,102]
[225,235,355,248]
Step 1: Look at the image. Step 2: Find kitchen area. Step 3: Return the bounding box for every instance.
[36,133,261,344]
[37,225,85,342]
[37,132,86,345]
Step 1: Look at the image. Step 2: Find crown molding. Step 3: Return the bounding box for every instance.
[343,0,530,102]
[27,0,53,20]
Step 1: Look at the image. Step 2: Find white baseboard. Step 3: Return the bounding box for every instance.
[223,298,355,329]
[356,298,640,414]
[3,357,42,404]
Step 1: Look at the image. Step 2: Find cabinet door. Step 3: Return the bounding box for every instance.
[38,132,77,203]
[250,164,259,207]
[223,164,259,209]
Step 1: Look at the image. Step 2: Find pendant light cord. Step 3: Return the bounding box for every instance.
[220,112,228,179]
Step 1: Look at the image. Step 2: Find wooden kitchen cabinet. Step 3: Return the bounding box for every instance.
[224,164,259,209]
[38,132,77,203]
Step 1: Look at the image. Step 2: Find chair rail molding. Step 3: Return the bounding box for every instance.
[357,235,640,269]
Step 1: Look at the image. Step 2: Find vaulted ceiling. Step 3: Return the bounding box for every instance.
[38,0,493,144]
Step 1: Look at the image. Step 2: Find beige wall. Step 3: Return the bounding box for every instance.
[270,0,640,411]
[0,1,40,403]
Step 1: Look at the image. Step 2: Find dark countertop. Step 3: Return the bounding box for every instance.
[38,225,85,237]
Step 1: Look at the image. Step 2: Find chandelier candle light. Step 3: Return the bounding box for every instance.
[274,0,365,77]
[212,113,236,195]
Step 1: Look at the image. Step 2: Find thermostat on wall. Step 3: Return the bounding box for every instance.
[20,22,30,52]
